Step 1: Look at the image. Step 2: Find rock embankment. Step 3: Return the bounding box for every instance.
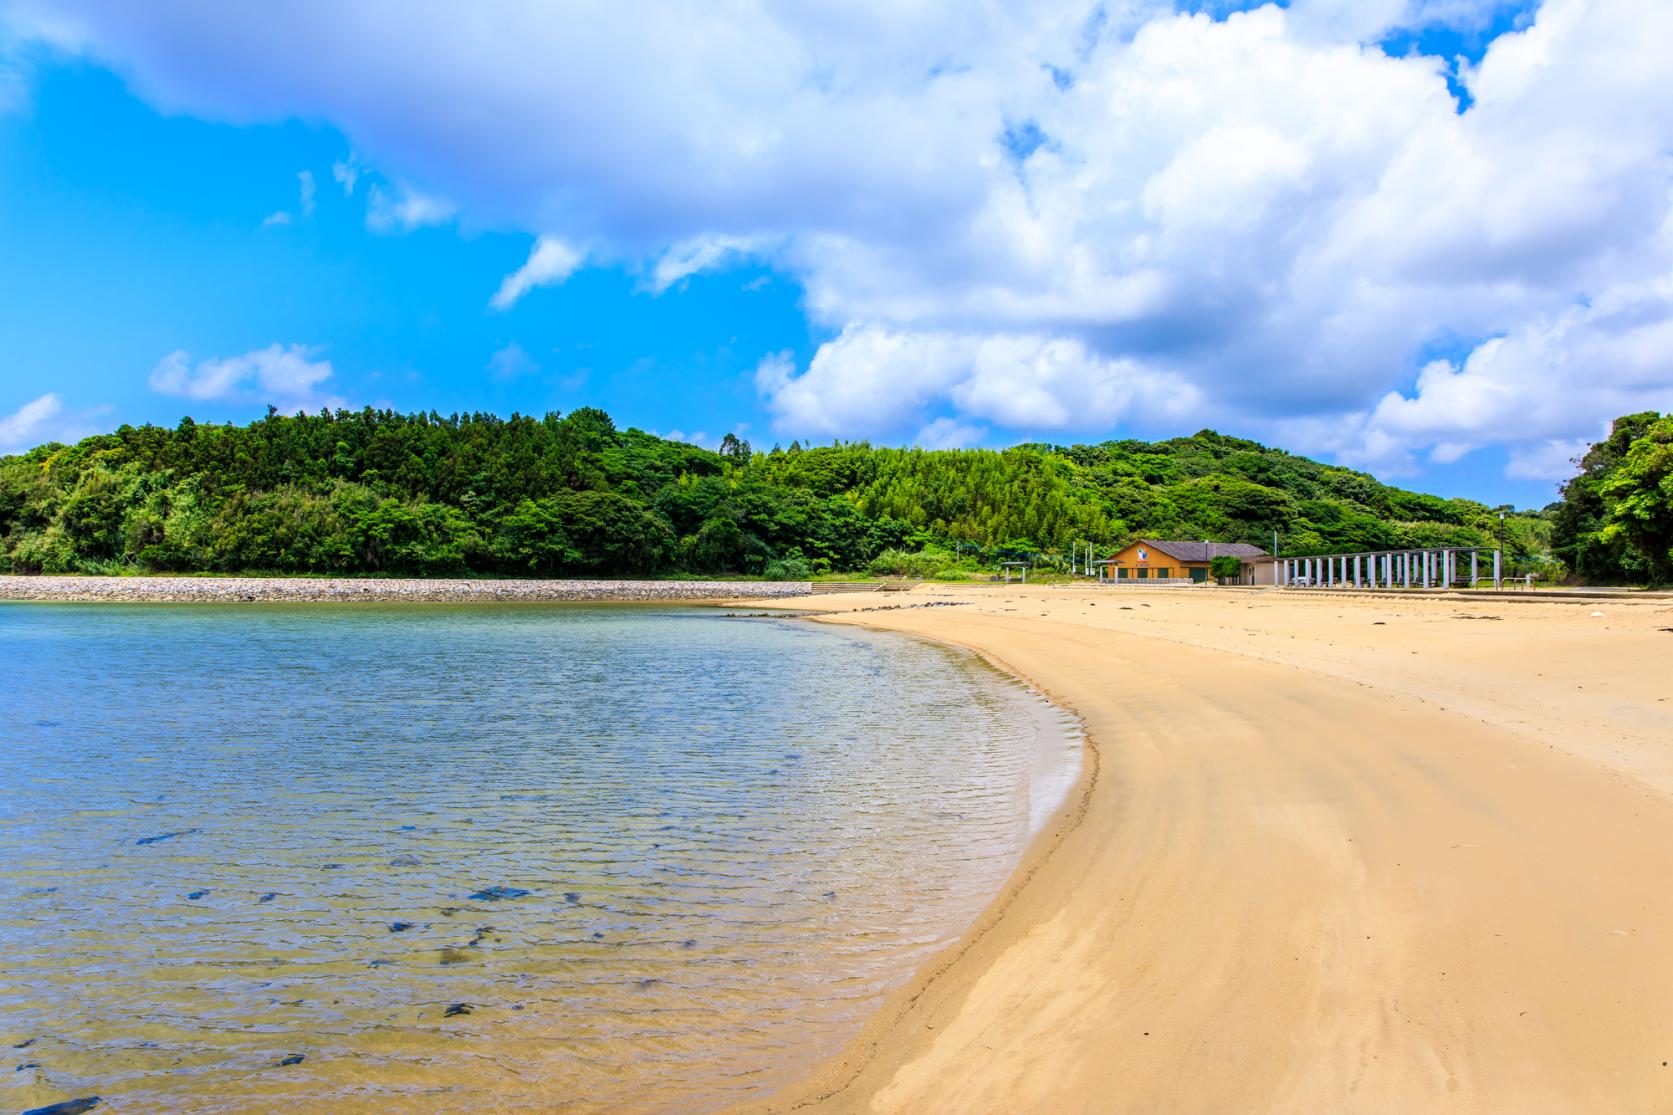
[0,575,813,604]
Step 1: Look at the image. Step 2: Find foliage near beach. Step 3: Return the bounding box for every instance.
[1551,412,1673,585]
[0,406,1549,577]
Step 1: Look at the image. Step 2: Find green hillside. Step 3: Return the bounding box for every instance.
[0,406,1550,578]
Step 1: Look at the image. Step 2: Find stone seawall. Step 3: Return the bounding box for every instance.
[0,575,813,604]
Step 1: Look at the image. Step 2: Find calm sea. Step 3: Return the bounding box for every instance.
[0,603,1079,1113]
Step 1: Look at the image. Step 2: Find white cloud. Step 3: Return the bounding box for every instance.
[147,344,345,413]
[649,234,770,293]
[757,326,1202,440]
[12,0,1673,484]
[486,340,539,379]
[0,392,61,451]
[916,417,987,450]
[653,429,717,450]
[366,182,454,233]
[490,235,583,310]
[261,210,291,227]
[1506,437,1592,481]
[0,392,109,452]
[298,169,315,216]
[332,156,359,196]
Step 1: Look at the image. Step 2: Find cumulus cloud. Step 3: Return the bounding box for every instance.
[148,344,345,413]
[757,326,1202,439]
[12,0,1673,485]
[490,235,583,310]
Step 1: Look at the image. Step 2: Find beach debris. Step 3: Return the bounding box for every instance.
[1373,621,1387,625]
[389,921,417,933]
[468,885,531,901]
[258,892,277,903]
[443,1003,473,1018]
[277,1053,305,1066]
[22,1100,101,1115]
[135,828,200,846]
[1591,611,1605,617]
[388,854,422,867]
[185,889,209,900]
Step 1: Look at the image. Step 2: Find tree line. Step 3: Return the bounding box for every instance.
[0,405,1554,578]
[1550,411,1673,585]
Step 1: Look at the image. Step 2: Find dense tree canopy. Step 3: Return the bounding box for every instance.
[1551,412,1673,585]
[0,407,1548,577]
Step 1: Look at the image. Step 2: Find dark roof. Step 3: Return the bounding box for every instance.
[1140,539,1268,563]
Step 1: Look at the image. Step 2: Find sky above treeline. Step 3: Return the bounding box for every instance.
[2,0,1669,509]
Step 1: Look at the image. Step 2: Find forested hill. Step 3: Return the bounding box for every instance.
[0,406,1547,578]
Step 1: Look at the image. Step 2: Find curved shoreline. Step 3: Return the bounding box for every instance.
[736,584,1673,1113]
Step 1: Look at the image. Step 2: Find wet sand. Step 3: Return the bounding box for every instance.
[738,584,1673,1114]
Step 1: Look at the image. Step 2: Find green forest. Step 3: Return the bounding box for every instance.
[0,403,1608,581]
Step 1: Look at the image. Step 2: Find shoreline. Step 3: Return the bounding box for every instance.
[735,584,1673,1113]
[0,574,812,604]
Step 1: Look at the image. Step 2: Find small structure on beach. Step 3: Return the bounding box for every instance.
[1250,546,1504,590]
[999,560,1030,583]
[1094,539,1267,584]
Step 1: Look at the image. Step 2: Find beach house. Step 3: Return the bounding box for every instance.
[1096,539,1267,583]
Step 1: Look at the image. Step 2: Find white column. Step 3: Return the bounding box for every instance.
[1494,549,1502,590]
[1471,551,1478,587]
[1403,553,1411,589]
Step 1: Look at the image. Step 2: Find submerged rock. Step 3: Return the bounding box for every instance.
[22,1099,101,1115]
[389,921,417,933]
[258,892,277,903]
[387,855,422,867]
[186,890,209,900]
[135,829,199,846]
[443,1003,472,1018]
[467,885,531,902]
[277,1053,305,1066]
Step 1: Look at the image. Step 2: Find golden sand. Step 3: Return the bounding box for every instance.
[734,584,1673,1114]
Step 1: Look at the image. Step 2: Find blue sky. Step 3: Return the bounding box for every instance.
[2,0,1669,511]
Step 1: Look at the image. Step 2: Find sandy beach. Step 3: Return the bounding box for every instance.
[739,583,1673,1114]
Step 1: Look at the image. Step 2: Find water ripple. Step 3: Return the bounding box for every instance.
[0,603,1079,1113]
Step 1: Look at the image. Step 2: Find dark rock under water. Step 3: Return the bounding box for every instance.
[467,885,531,901]
[22,1098,101,1115]
[134,829,199,846]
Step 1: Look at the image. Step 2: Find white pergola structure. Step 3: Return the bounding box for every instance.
[1275,546,1503,590]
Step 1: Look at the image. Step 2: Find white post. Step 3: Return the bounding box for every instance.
[1494,549,1502,590]
[1471,551,1478,587]
[1403,553,1411,589]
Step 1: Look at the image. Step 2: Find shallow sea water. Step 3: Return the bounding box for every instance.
[0,603,1079,1113]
